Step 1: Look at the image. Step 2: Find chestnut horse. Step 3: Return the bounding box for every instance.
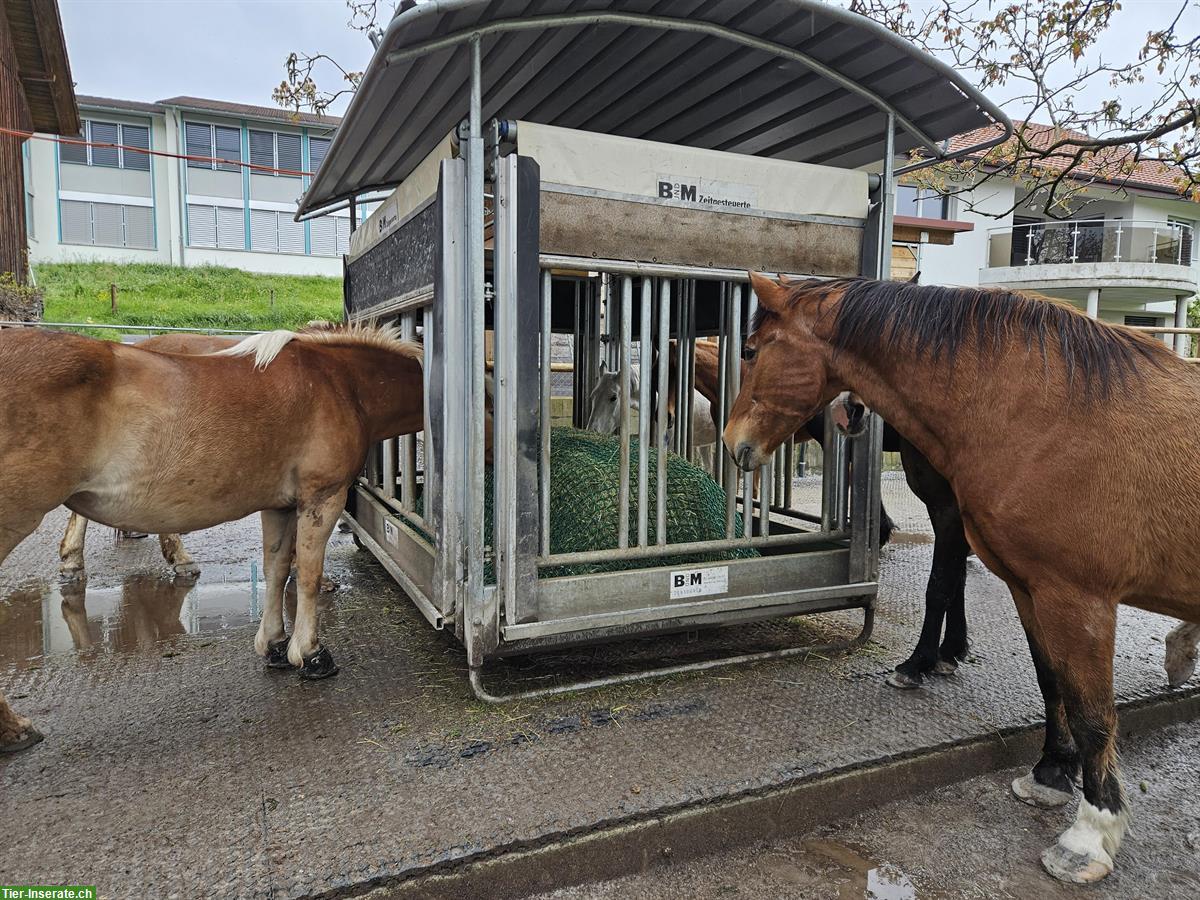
[59,331,339,592]
[0,324,424,753]
[724,273,1200,884]
[57,332,236,581]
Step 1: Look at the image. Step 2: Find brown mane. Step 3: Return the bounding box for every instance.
[754,277,1171,398]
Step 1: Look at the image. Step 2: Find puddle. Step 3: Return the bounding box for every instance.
[0,576,275,669]
[801,839,917,900]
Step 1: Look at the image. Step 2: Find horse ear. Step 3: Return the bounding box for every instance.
[907,271,921,284]
[598,359,608,375]
[748,271,788,314]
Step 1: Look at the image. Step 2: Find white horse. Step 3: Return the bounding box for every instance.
[584,360,717,471]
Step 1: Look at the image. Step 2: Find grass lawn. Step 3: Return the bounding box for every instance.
[33,262,343,333]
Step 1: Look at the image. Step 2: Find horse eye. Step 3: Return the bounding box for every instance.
[611,394,618,402]
[742,345,757,362]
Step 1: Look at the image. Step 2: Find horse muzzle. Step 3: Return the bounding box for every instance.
[831,392,868,438]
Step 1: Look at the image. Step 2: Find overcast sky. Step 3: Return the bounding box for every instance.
[59,0,1200,128]
[60,0,374,114]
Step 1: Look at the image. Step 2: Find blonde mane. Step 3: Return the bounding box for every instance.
[215,322,423,370]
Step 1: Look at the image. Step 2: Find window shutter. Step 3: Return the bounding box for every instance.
[185,122,212,168]
[336,217,351,255]
[250,209,278,252]
[277,215,306,254]
[249,130,274,170]
[308,136,331,172]
[122,125,151,171]
[187,204,217,247]
[60,200,92,244]
[310,217,337,256]
[216,206,245,249]
[124,206,154,248]
[214,126,242,172]
[89,121,120,168]
[60,126,88,165]
[92,203,124,246]
[276,133,302,176]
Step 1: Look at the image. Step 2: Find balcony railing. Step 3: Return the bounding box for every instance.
[987,219,1194,269]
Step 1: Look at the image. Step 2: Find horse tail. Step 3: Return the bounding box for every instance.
[213,331,298,370]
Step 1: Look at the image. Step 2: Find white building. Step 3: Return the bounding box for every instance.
[900,123,1199,352]
[23,94,368,277]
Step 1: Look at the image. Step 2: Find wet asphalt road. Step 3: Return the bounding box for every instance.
[537,718,1200,900]
[1,479,1197,898]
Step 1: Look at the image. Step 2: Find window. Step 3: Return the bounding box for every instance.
[186,122,242,172]
[308,136,331,173]
[59,199,154,248]
[249,209,305,254]
[187,204,245,249]
[59,119,152,170]
[248,129,302,176]
[895,184,949,220]
[308,215,351,256]
[22,141,33,239]
[1124,315,1162,327]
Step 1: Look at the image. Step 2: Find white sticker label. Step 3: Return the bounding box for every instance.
[669,565,729,600]
[383,519,398,547]
[656,174,757,210]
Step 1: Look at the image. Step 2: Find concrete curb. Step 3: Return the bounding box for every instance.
[330,687,1200,900]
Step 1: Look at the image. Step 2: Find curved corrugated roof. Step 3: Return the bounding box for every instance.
[298,0,1010,218]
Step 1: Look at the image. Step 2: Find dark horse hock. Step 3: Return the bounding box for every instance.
[724,273,1200,884]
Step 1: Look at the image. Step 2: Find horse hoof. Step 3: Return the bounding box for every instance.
[299,646,339,680]
[932,659,958,676]
[58,568,86,584]
[1165,635,1197,689]
[1041,842,1112,884]
[172,562,201,579]
[1012,773,1073,808]
[265,637,294,669]
[319,576,338,593]
[0,724,44,754]
[885,670,922,689]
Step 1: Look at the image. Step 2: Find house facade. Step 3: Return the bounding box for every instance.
[898,125,1200,355]
[23,94,365,277]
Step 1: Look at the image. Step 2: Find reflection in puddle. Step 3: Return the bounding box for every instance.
[800,839,917,900]
[0,577,293,670]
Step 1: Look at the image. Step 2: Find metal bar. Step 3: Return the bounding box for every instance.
[381,438,397,501]
[463,35,490,661]
[656,278,670,547]
[637,277,651,548]
[672,283,684,455]
[745,287,769,538]
[821,406,837,532]
[683,281,697,461]
[539,527,850,568]
[714,284,728,488]
[539,255,803,282]
[784,436,795,509]
[399,313,417,510]
[467,606,874,704]
[540,270,553,557]
[618,275,633,550]
[725,284,743,539]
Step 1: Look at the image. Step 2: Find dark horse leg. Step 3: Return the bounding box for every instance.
[803,413,894,547]
[1010,586,1126,882]
[886,438,971,689]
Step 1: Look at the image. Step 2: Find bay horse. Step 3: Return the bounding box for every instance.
[724,273,1200,884]
[681,338,969,687]
[0,323,425,753]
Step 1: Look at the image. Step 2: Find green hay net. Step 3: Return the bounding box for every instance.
[417,426,757,581]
